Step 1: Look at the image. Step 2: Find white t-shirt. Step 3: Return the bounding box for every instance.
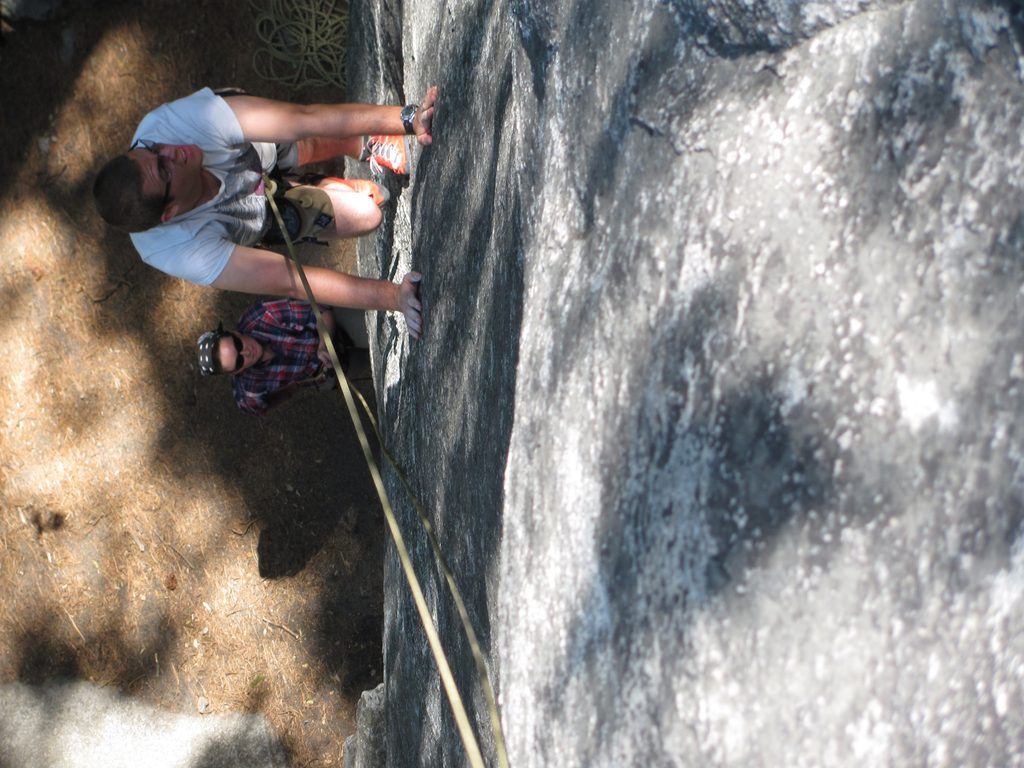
[129,88,281,285]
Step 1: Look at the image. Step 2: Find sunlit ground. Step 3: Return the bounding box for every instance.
[1,7,378,766]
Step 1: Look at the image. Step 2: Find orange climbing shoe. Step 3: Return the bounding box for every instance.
[360,134,415,176]
[321,177,390,207]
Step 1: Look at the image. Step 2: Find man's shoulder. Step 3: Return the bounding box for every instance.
[129,215,229,261]
[231,374,269,416]
[135,88,214,133]
[246,299,314,328]
[129,217,234,287]
[238,300,273,330]
[157,87,218,113]
[133,87,242,151]
[264,298,314,318]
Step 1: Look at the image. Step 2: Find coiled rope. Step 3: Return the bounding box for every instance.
[264,178,510,768]
[249,0,348,90]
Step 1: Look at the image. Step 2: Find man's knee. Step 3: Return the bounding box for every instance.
[339,197,382,236]
[321,183,384,237]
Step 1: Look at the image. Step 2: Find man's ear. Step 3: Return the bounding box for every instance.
[160,203,178,223]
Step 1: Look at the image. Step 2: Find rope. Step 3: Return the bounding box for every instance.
[347,366,511,768]
[249,0,348,90]
[263,178,509,768]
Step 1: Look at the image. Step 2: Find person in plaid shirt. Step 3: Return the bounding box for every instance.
[196,299,349,416]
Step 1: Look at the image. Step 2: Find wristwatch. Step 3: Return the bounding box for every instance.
[400,104,418,135]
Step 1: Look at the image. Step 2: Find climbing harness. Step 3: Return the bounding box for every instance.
[263,183,335,245]
[263,177,509,768]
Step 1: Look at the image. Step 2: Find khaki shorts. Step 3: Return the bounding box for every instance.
[264,184,335,244]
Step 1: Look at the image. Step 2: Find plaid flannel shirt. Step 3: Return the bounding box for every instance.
[232,299,325,416]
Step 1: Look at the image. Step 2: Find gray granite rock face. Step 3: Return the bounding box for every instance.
[343,684,386,768]
[350,0,1024,765]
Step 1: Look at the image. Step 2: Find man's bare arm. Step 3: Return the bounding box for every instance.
[212,246,423,338]
[224,86,438,147]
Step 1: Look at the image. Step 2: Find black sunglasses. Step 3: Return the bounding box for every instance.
[225,331,244,372]
[130,139,172,209]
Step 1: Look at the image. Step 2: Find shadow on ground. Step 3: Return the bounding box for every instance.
[1,1,390,763]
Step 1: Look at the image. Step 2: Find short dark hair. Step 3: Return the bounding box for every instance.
[92,154,164,233]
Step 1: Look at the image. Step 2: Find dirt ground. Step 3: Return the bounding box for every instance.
[0,1,385,765]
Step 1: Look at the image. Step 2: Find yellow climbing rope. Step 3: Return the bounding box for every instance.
[249,0,348,90]
[263,178,510,768]
[347,373,511,768]
[250,1,509,761]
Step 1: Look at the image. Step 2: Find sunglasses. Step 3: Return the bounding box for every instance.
[225,332,245,372]
[130,139,173,209]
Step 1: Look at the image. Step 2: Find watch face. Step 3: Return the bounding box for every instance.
[401,104,418,133]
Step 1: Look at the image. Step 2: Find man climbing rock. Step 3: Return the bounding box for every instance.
[93,86,438,339]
